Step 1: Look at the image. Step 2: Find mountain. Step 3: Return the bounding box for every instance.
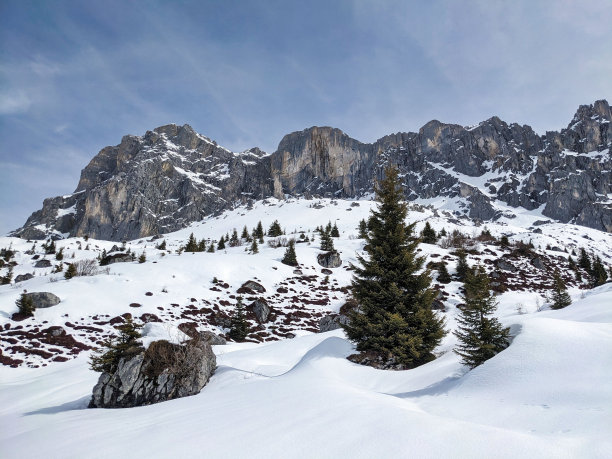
[12,100,611,241]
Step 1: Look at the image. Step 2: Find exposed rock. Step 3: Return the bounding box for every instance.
[34,259,52,268]
[318,314,349,332]
[13,100,612,240]
[237,280,266,295]
[89,339,216,408]
[248,298,271,323]
[495,259,517,272]
[42,326,66,337]
[321,268,333,275]
[531,257,546,270]
[317,251,342,268]
[15,273,34,283]
[199,331,227,345]
[24,292,61,309]
[100,253,133,265]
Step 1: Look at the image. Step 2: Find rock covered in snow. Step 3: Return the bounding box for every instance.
[89,339,216,408]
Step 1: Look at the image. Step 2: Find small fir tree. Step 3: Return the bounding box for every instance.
[268,220,283,237]
[254,221,265,242]
[138,252,146,264]
[90,317,143,373]
[358,219,368,238]
[591,256,608,287]
[217,236,226,250]
[281,239,298,266]
[331,223,340,238]
[578,248,591,273]
[185,233,198,252]
[549,270,572,310]
[342,165,446,369]
[0,266,13,285]
[207,243,215,253]
[45,239,56,254]
[437,262,452,284]
[64,263,77,279]
[568,256,576,271]
[439,227,447,237]
[455,250,470,282]
[320,229,335,252]
[500,235,510,247]
[420,222,437,244]
[454,266,510,369]
[156,240,167,250]
[228,297,249,342]
[241,226,250,241]
[229,229,240,247]
[55,248,64,261]
[250,238,259,254]
[198,239,206,252]
[16,292,35,316]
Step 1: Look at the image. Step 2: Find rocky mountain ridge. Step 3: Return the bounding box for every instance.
[13,100,611,241]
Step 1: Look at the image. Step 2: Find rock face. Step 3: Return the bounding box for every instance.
[15,273,34,283]
[248,298,271,323]
[24,292,61,309]
[89,339,216,408]
[319,314,349,332]
[13,100,612,240]
[317,251,342,268]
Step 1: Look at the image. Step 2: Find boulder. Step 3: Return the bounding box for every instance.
[531,257,546,270]
[100,253,133,265]
[24,292,61,309]
[237,280,266,294]
[317,251,342,269]
[199,331,227,345]
[248,298,271,323]
[34,259,52,268]
[494,259,517,272]
[89,339,216,408]
[318,314,349,332]
[15,273,34,283]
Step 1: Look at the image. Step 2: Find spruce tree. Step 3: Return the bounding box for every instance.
[229,229,240,247]
[138,252,146,263]
[55,248,64,261]
[455,250,470,281]
[342,165,446,369]
[454,266,509,368]
[550,270,572,310]
[228,297,249,342]
[217,236,226,250]
[250,238,259,254]
[16,292,35,316]
[320,228,335,252]
[241,226,250,241]
[64,263,77,279]
[254,221,265,241]
[578,248,591,272]
[185,233,198,252]
[268,220,283,237]
[281,239,298,266]
[90,317,143,373]
[331,223,340,238]
[198,239,206,252]
[420,222,437,244]
[157,240,167,251]
[591,256,608,287]
[437,262,452,284]
[568,256,576,271]
[207,243,215,253]
[358,219,368,238]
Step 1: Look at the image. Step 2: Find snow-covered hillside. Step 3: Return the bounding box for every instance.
[1,198,611,458]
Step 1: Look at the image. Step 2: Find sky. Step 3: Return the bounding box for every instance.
[1,0,611,235]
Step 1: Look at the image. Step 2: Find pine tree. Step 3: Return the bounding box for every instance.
[45,239,56,255]
[342,165,446,369]
[437,262,452,284]
[578,248,591,272]
[254,221,265,242]
[0,266,13,285]
[185,233,198,252]
[138,252,146,263]
[16,292,35,316]
[156,240,167,250]
[55,248,64,261]
[358,219,368,238]
[64,263,77,279]
[439,227,447,237]
[90,317,143,373]
[217,236,226,250]
[454,266,509,369]
[320,228,335,252]
[197,239,206,252]
[591,256,608,287]
[420,222,437,244]
[549,270,572,310]
[228,297,249,342]
[268,220,283,237]
[568,256,576,271]
[455,250,470,281]
[229,229,240,247]
[250,238,259,254]
[207,243,215,253]
[241,225,250,241]
[281,239,298,266]
[331,223,340,238]
[500,235,510,248]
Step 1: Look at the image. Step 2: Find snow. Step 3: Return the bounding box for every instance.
[1,198,612,458]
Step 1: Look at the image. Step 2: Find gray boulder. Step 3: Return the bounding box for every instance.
[24,292,61,309]
[34,259,52,268]
[199,331,227,345]
[249,298,271,323]
[319,314,349,332]
[495,259,517,272]
[89,339,216,408]
[317,251,342,268]
[15,273,34,283]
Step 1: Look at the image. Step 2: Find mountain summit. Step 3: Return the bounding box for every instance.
[13,100,611,241]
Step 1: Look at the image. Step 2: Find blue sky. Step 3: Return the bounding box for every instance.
[1,0,611,235]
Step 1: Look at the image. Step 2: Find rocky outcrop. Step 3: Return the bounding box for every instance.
[15,273,34,283]
[319,314,349,332]
[248,298,271,323]
[13,100,612,240]
[89,339,216,408]
[24,292,61,309]
[317,251,342,268]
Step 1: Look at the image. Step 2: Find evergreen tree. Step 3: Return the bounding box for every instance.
[437,262,452,284]
[90,317,143,373]
[229,229,240,247]
[358,219,368,238]
[254,221,265,241]
[568,256,576,271]
[228,297,249,342]
[156,240,167,250]
[455,250,470,281]
[0,266,13,285]
[420,222,437,244]
[250,238,259,254]
[454,266,509,369]
[207,242,215,253]
[591,256,608,287]
[138,252,146,263]
[549,270,572,310]
[45,239,56,255]
[331,223,340,238]
[217,236,226,250]
[241,225,250,241]
[64,263,77,279]
[268,220,283,237]
[185,233,198,252]
[439,227,447,237]
[578,248,591,272]
[500,235,510,247]
[281,239,298,266]
[320,228,335,252]
[16,292,35,316]
[55,248,64,261]
[342,165,446,369]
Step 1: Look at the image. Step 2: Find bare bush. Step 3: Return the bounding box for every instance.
[267,237,288,249]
